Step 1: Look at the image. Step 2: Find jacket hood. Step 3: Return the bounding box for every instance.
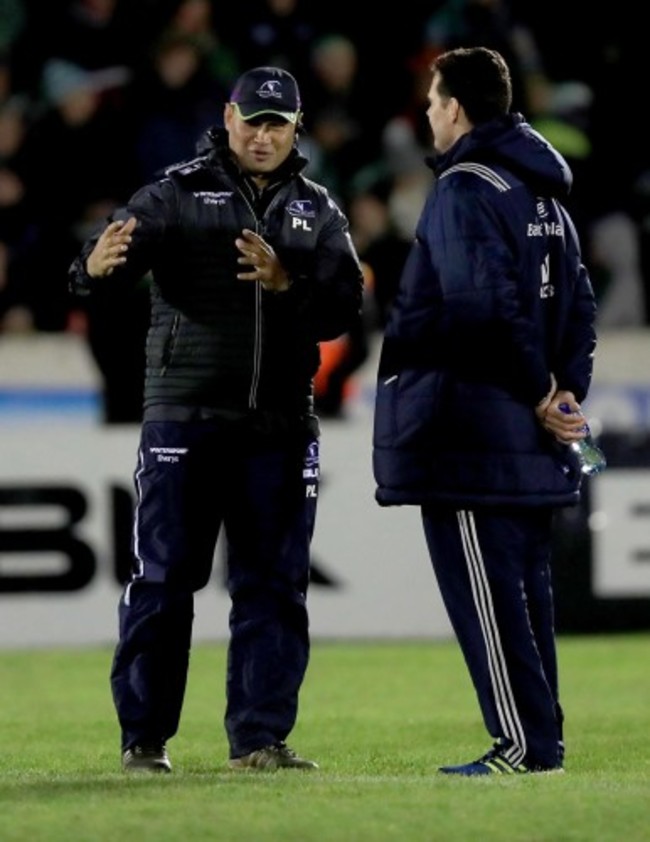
[432,113,573,200]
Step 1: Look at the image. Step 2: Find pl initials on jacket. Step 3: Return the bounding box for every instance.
[69,128,363,422]
[373,114,596,508]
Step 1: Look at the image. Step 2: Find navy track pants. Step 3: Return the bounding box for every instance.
[421,505,564,769]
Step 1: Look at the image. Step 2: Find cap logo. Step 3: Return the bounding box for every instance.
[256,80,283,100]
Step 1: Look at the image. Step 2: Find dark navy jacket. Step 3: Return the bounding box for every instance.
[373,114,597,508]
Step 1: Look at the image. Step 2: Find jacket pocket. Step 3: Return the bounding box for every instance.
[373,372,399,446]
[373,369,445,449]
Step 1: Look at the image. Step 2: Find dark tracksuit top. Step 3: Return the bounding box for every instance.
[372,113,597,770]
[70,128,364,425]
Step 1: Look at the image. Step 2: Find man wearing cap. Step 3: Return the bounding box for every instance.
[69,67,364,774]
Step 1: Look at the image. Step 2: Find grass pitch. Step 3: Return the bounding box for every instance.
[0,634,648,841]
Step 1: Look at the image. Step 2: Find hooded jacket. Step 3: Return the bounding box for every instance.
[373,113,597,507]
[69,128,364,427]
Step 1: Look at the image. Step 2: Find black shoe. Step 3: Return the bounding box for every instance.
[229,741,318,770]
[122,743,172,773]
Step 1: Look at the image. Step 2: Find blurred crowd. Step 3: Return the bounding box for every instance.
[0,0,647,417]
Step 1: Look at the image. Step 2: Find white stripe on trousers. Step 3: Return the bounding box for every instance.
[457,510,527,766]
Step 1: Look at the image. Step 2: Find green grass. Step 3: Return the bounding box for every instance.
[1,635,649,841]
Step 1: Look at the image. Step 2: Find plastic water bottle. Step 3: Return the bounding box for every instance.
[558,403,606,476]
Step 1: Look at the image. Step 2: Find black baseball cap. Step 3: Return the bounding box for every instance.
[230,66,302,124]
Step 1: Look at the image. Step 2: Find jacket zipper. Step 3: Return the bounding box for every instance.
[236,179,286,410]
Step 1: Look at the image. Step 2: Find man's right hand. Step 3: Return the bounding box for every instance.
[86,217,137,278]
[539,390,587,444]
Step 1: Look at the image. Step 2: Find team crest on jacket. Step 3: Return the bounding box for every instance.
[287,200,315,218]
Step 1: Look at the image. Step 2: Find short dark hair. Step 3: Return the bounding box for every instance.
[432,47,512,124]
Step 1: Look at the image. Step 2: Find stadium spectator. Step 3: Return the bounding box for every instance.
[347,179,411,328]
[127,31,227,182]
[301,34,385,206]
[160,0,240,92]
[10,58,135,330]
[422,0,545,113]
[0,96,39,332]
[222,0,322,84]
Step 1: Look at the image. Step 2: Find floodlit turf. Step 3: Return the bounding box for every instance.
[0,634,649,841]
